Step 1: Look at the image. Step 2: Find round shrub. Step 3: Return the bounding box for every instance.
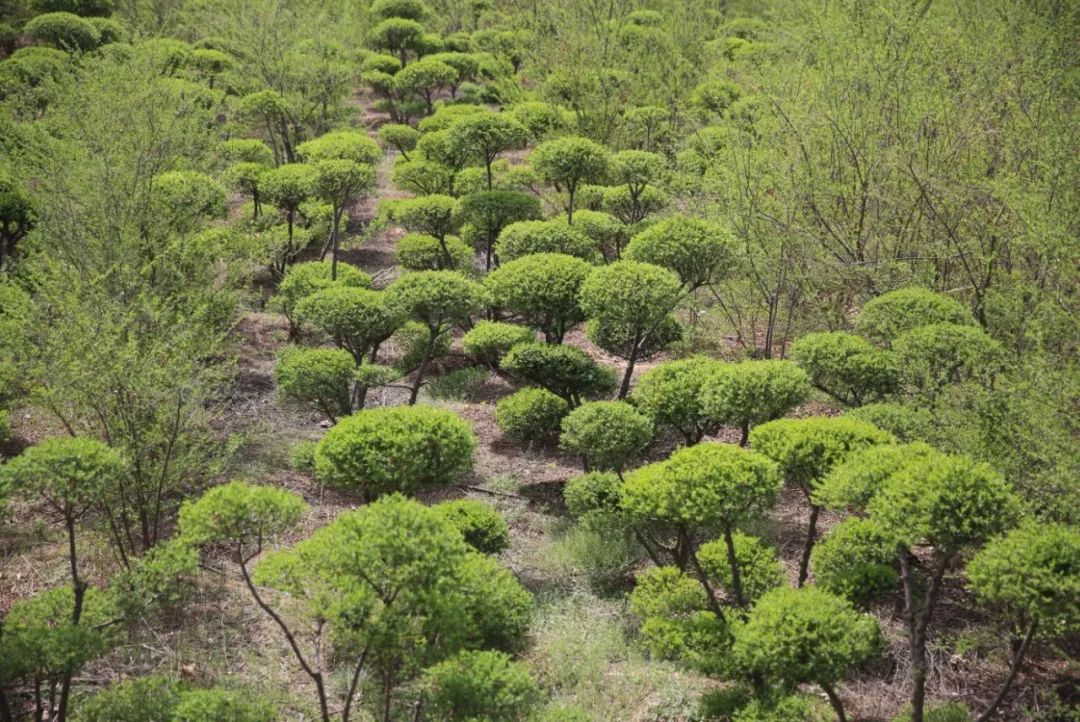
[484,252,592,342]
[697,532,784,606]
[893,322,1003,394]
[495,219,598,263]
[272,260,371,333]
[701,360,811,443]
[423,650,540,722]
[790,331,898,406]
[563,471,622,518]
[632,356,723,444]
[24,12,101,52]
[314,406,476,498]
[435,498,510,554]
[559,400,652,471]
[379,122,420,155]
[275,346,355,422]
[296,286,402,364]
[812,517,899,608]
[462,321,536,367]
[296,130,382,166]
[843,402,934,442]
[570,209,627,260]
[813,442,940,513]
[371,0,429,21]
[75,675,186,722]
[396,232,472,270]
[501,343,617,406]
[625,215,736,289]
[170,689,275,722]
[495,387,569,442]
[855,287,975,343]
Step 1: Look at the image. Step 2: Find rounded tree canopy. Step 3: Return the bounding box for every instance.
[458,190,542,235]
[530,136,611,189]
[392,193,459,237]
[855,287,975,343]
[569,209,627,260]
[434,498,510,555]
[396,232,471,270]
[559,400,653,471]
[272,260,371,317]
[625,215,735,289]
[495,219,598,263]
[314,405,476,497]
[423,650,539,722]
[813,441,940,513]
[394,57,457,94]
[610,149,663,188]
[151,170,227,222]
[219,138,274,165]
[260,163,319,210]
[296,286,402,361]
[461,321,536,367]
[274,346,355,421]
[379,123,420,154]
[507,101,568,141]
[495,386,569,442]
[447,112,527,165]
[484,253,592,342]
[370,0,430,21]
[790,331,898,406]
[579,259,681,330]
[843,403,934,443]
[24,12,101,52]
[698,531,784,606]
[501,342,617,405]
[893,322,1004,393]
[622,442,781,528]
[370,17,425,56]
[812,517,899,608]
[178,480,307,546]
[563,471,622,519]
[297,130,382,166]
[1,436,124,511]
[385,270,484,331]
[632,356,724,443]
[700,359,810,434]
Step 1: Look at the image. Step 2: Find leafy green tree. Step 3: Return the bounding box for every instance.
[579,260,682,398]
[813,443,939,514]
[701,360,811,445]
[75,674,186,722]
[608,149,664,224]
[385,270,483,403]
[811,517,899,609]
[296,286,402,365]
[24,12,101,53]
[893,323,1003,401]
[495,387,569,444]
[435,499,510,555]
[423,650,539,722]
[447,113,527,189]
[531,136,611,223]
[236,90,302,165]
[696,531,784,607]
[791,332,898,406]
[392,157,455,195]
[495,219,597,264]
[224,162,268,220]
[391,194,460,267]
[731,586,882,722]
[559,400,652,473]
[461,321,535,368]
[631,356,724,445]
[150,170,226,233]
[261,163,319,274]
[855,287,975,345]
[749,417,894,584]
[313,159,375,279]
[396,232,472,270]
[0,170,36,270]
[271,260,372,339]
[314,405,475,498]
[570,209,627,261]
[458,191,541,269]
[275,346,356,423]
[297,130,382,166]
[371,17,426,66]
[507,101,568,143]
[379,123,420,159]
[625,216,735,290]
[843,403,934,443]
[622,443,781,605]
[484,253,591,343]
[501,342,617,408]
[371,0,430,21]
[394,58,457,114]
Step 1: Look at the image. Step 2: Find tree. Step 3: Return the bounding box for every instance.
[790,331,898,406]
[749,417,894,585]
[379,123,420,159]
[461,321,536,368]
[371,0,430,21]
[892,323,1003,401]
[24,12,101,53]
[570,209,628,261]
[608,149,664,225]
[391,194,460,268]
[811,517,899,609]
[625,215,736,290]
[621,443,781,604]
[579,260,682,398]
[261,163,319,272]
[0,171,36,270]
[314,405,476,499]
[855,287,976,345]
[631,356,724,445]
[224,162,268,220]
[385,270,483,403]
[458,191,541,269]
[967,522,1080,722]
[495,387,569,444]
[813,442,939,514]
[297,130,382,166]
[531,136,611,223]
[494,219,598,264]
[484,253,591,343]
[296,286,402,365]
[434,499,510,555]
[396,232,472,270]
[501,342,617,408]
[313,159,375,279]
[271,260,372,340]
[275,347,355,423]
[701,360,811,446]
[559,400,652,473]
[731,586,883,722]
[447,113,527,189]
[423,650,539,722]
[394,58,457,114]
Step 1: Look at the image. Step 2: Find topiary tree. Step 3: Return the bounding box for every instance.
[696,531,784,607]
[313,159,375,279]
[314,405,475,498]
[391,194,461,267]
[731,586,883,722]
[579,260,682,398]
[458,191,541,269]
[447,113,526,190]
[379,123,420,159]
[625,215,735,291]
[484,253,591,343]
[700,360,811,446]
[501,342,617,408]
[275,347,356,423]
[892,323,1003,401]
[749,417,894,585]
[224,162,269,220]
[494,219,598,264]
[495,387,569,444]
[24,12,101,53]
[423,650,539,722]
[385,270,483,403]
[462,321,536,368]
[811,517,899,609]
[790,331,898,406]
[843,403,934,443]
[150,170,227,233]
[296,286,402,365]
[394,58,457,114]
[967,522,1080,722]
[371,0,430,21]
[371,17,426,66]
[631,356,725,445]
[297,130,382,167]
[813,442,939,514]
[261,163,319,270]
[396,232,472,270]
[855,287,976,345]
[608,150,664,225]
[559,400,652,473]
[621,443,781,607]
[271,260,372,339]
[434,499,510,555]
[569,209,627,261]
[531,136,610,223]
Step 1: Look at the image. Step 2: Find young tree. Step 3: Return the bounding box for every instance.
[434,499,510,555]
[457,191,541,269]
[271,260,372,340]
[461,321,536,368]
[701,360,811,445]
[855,287,976,345]
[370,17,426,66]
[391,194,461,268]
[385,270,483,403]
[484,253,591,343]
[579,260,682,398]
[296,286,403,365]
[625,215,736,291]
[559,400,652,473]
[378,123,420,159]
[531,136,611,223]
[811,517,900,609]
[23,12,101,53]
[313,159,375,279]
[494,219,598,264]
[570,209,628,261]
[314,406,476,499]
[500,342,617,408]
[631,356,724,445]
[790,332,898,407]
[261,163,319,268]
[749,417,894,585]
[396,232,472,270]
[297,130,382,167]
[608,149,664,225]
[892,323,1004,401]
[275,347,356,423]
[731,586,883,722]
[447,113,527,189]
[394,58,457,114]
[495,387,569,444]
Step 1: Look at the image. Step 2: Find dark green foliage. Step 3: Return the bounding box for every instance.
[24,12,101,52]
[484,253,591,343]
[275,346,356,422]
[791,331,898,406]
[75,675,186,722]
[370,0,429,21]
[559,400,652,472]
[812,518,899,608]
[435,499,510,555]
[893,323,1004,398]
[495,387,570,443]
[856,287,975,344]
[501,342,617,407]
[631,356,723,444]
[844,403,935,442]
[531,136,610,223]
[423,650,539,722]
[462,321,536,367]
[379,123,420,157]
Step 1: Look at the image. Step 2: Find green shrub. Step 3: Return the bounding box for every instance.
[501,343,617,407]
[570,209,627,261]
[559,400,652,471]
[392,320,452,371]
[843,402,934,442]
[697,532,784,606]
[296,130,381,166]
[632,356,723,444]
[791,331,898,406]
[289,440,318,472]
[427,366,488,401]
[75,675,185,722]
[296,286,402,365]
[893,323,1004,396]
[314,405,476,498]
[624,215,735,290]
[530,136,610,223]
[379,123,420,156]
[178,480,306,545]
[396,232,472,270]
[495,219,598,263]
[484,252,592,343]
[423,650,539,722]
[732,694,832,722]
[24,12,101,52]
[856,287,975,343]
[462,321,535,367]
[495,387,569,442]
[275,346,355,422]
[435,499,510,554]
[563,471,622,518]
[701,360,811,444]
[371,0,429,21]
[814,442,939,513]
[170,689,275,722]
[272,260,372,336]
[812,517,899,608]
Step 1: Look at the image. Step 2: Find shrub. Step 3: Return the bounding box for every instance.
[170,689,275,722]
[379,123,420,157]
[625,215,735,290]
[814,442,940,513]
[178,480,306,545]
[501,343,617,407]
[392,320,452,370]
[890,702,973,722]
[893,323,1004,396]
[628,566,728,673]
[701,360,811,444]
[314,405,476,498]
[495,387,569,442]
[570,209,627,261]
[371,0,429,21]
[559,400,652,472]
[530,136,611,222]
[275,346,356,422]
[423,650,540,722]
[697,532,784,606]
[458,190,542,269]
[427,366,488,401]
[563,471,622,518]
[812,517,899,608]
[790,331,898,406]
[484,253,592,343]
[24,12,101,52]
[396,232,472,270]
[75,675,186,722]
[843,402,934,442]
[289,440,318,472]
[462,321,536,367]
[495,219,598,263]
[856,287,975,343]
[296,286,402,365]
[632,356,724,444]
[296,130,381,166]
[272,260,371,337]
[434,499,510,554]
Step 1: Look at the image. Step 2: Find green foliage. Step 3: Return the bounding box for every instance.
[261,163,318,213]
[495,387,569,443]
[379,123,421,156]
[563,471,621,519]
[501,342,617,407]
[484,253,592,343]
[569,209,627,261]
[314,405,476,497]
[462,321,536,367]
[395,58,458,112]
[625,215,735,290]
[2,435,124,513]
[856,287,975,344]
[814,442,940,512]
[24,12,101,53]
[731,694,832,722]
[275,346,356,422]
[697,532,784,606]
[843,403,935,443]
[701,360,811,442]
[271,260,371,336]
[371,0,430,22]
[631,356,723,444]
[812,518,899,608]
[392,320,451,370]
[75,675,185,722]
[296,129,382,166]
[423,650,540,722]
[427,366,488,401]
[178,480,306,546]
[791,331,898,406]
[296,286,402,364]
[170,689,276,722]
[495,219,598,263]
[893,323,1004,397]
[150,171,227,228]
[559,400,653,472]
[435,498,510,555]
[396,232,472,270]
[386,269,484,331]
[891,702,973,722]
[446,112,527,184]
[458,190,542,266]
[219,138,274,165]
[530,136,610,222]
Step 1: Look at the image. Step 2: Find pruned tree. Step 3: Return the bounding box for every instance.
[531,136,611,223]
[484,253,591,343]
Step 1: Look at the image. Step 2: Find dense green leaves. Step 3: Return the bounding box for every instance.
[559,400,652,472]
[495,387,569,443]
[484,253,591,343]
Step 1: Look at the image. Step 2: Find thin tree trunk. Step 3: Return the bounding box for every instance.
[618,336,641,399]
[331,206,342,281]
[797,504,820,587]
[975,620,1037,722]
[723,528,745,607]
[410,331,437,405]
[0,689,13,722]
[821,682,847,722]
[56,513,83,722]
[688,545,726,621]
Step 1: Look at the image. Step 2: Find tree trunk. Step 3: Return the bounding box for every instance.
[56,514,84,722]
[821,682,847,722]
[723,527,745,607]
[797,505,820,587]
[739,422,750,447]
[618,335,641,399]
[331,206,342,280]
[410,331,437,405]
[975,620,1037,722]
